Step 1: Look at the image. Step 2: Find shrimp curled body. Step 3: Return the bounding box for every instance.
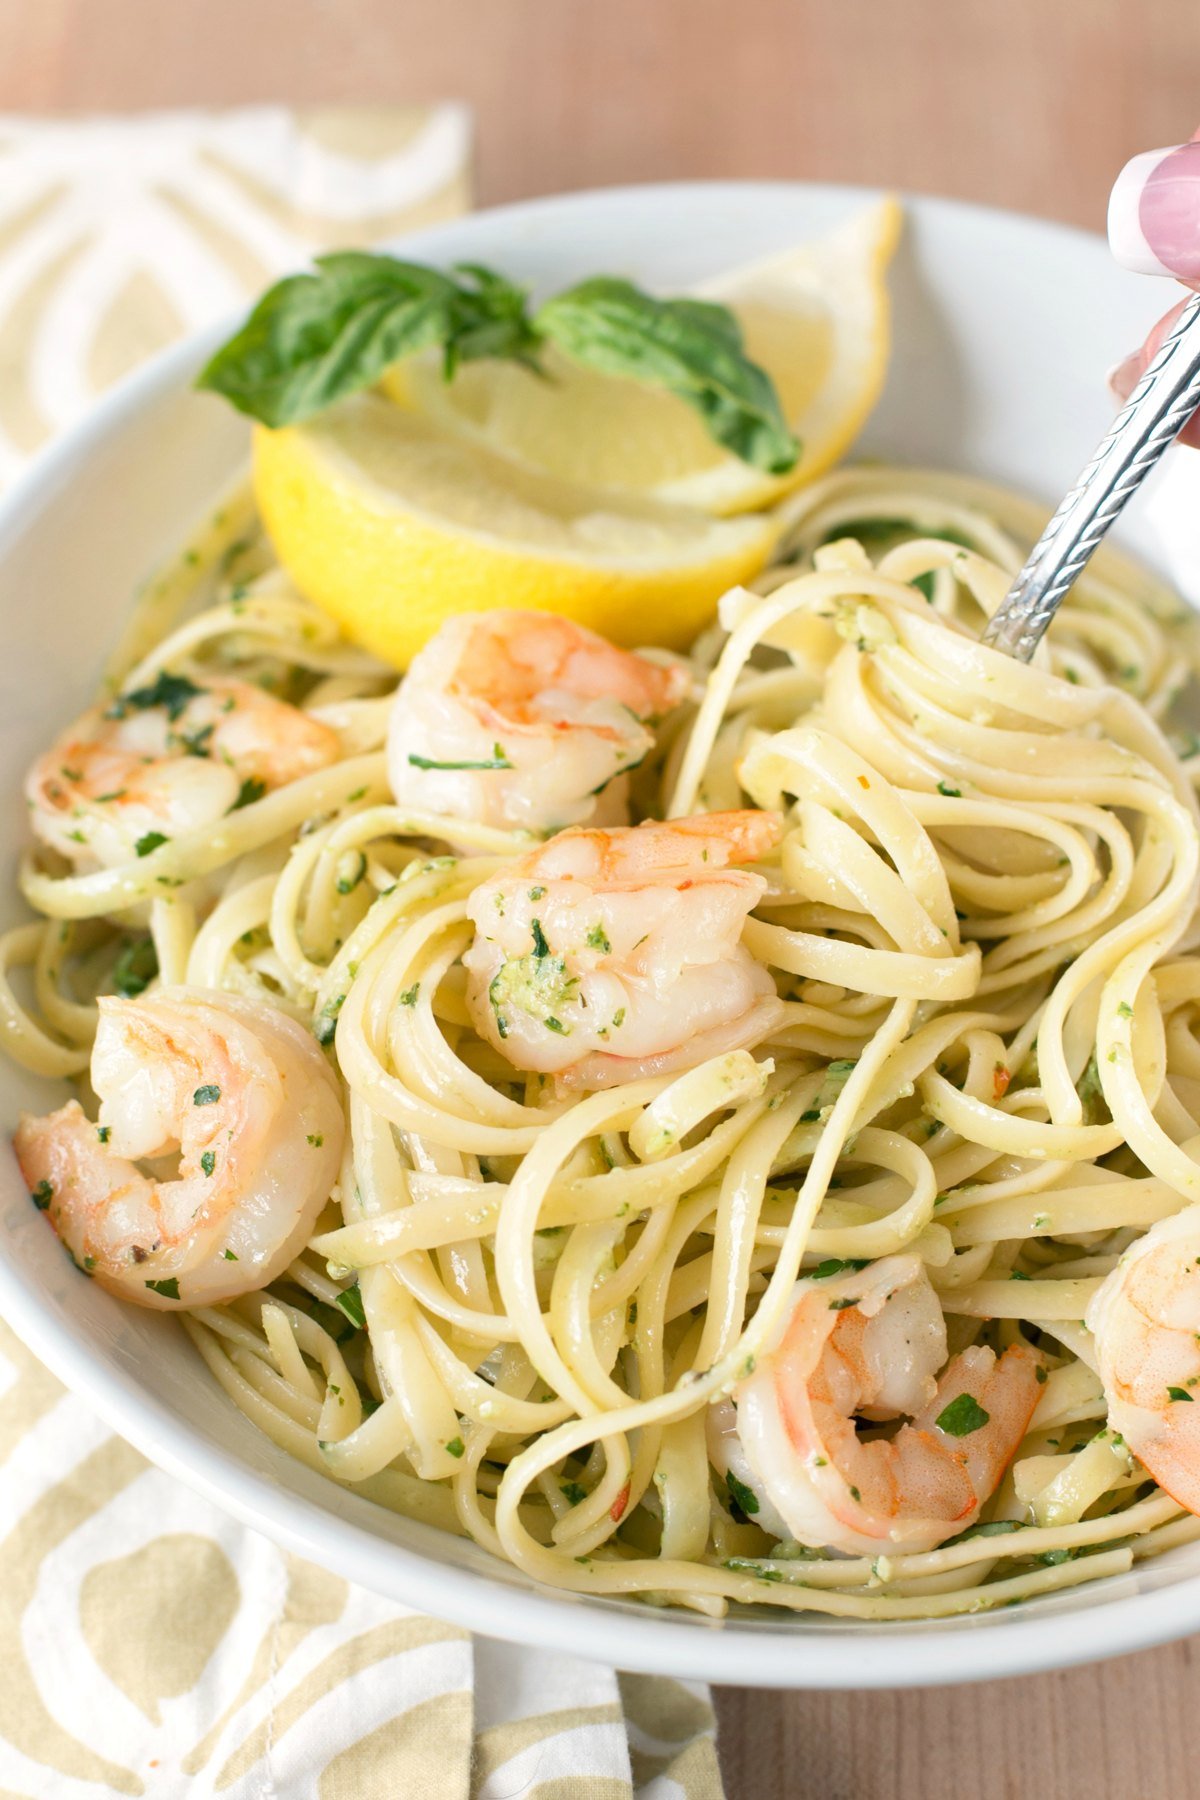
[13,987,344,1308]
[463,810,784,1090]
[387,610,690,837]
[27,674,339,871]
[1086,1202,1200,1515]
[714,1255,1042,1555]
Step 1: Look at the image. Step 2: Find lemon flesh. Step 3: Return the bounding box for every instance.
[388,197,901,517]
[253,395,777,669]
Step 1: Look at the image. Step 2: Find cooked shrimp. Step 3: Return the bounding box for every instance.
[1086,1203,1200,1514]
[463,810,783,1090]
[13,987,343,1308]
[387,610,690,836]
[717,1256,1043,1554]
[28,670,339,870]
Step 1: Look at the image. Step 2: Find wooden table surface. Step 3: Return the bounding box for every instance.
[3,1,1200,1794]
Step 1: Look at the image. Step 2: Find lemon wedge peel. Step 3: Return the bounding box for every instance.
[252,395,778,669]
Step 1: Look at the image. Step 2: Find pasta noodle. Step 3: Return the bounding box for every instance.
[11,463,1200,1621]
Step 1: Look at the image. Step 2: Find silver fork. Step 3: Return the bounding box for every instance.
[982,290,1200,663]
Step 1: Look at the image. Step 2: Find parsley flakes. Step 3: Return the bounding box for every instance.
[335,1285,367,1330]
[109,669,203,722]
[314,994,345,1045]
[231,776,267,811]
[810,1257,870,1280]
[724,1470,759,1518]
[936,1393,990,1436]
[408,742,512,771]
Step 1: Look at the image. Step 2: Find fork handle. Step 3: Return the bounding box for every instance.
[982,289,1200,663]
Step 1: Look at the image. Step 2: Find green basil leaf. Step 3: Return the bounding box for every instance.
[196,254,540,428]
[197,251,800,473]
[443,263,542,375]
[535,277,798,474]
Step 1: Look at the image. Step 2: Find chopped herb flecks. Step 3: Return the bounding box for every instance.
[811,1257,870,1280]
[335,1285,366,1330]
[488,916,578,1042]
[315,994,345,1045]
[230,776,267,811]
[408,742,512,771]
[936,1393,990,1436]
[725,1469,760,1518]
[109,670,204,723]
[335,849,366,894]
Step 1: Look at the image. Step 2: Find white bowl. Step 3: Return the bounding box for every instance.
[1,181,1197,1689]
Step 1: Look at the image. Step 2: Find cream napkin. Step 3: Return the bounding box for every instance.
[0,106,725,1799]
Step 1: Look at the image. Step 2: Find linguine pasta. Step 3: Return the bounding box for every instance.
[9,464,1200,1622]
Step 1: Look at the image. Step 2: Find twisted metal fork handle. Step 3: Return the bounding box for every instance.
[983,289,1200,663]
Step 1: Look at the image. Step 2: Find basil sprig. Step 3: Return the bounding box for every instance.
[196,255,540,429]
[535,278,796,473]
[196,252,798,474]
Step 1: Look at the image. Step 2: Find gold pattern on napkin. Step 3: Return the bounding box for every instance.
[0,103,472,477]
[0,104,726,1798]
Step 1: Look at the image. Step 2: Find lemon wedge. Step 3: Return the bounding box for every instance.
[385,198,901,518]
[252,395,778,668]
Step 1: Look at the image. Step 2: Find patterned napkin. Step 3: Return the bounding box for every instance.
[0,107,724,1799]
